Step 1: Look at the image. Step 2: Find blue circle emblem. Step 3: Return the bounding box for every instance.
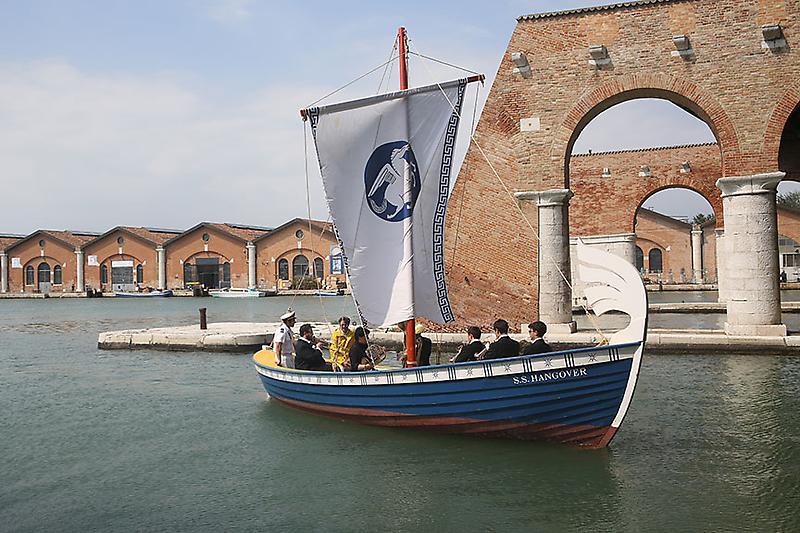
[364,141,420,222]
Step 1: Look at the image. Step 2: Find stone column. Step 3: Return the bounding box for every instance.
[1,251,8,293]
[691,224,703,283]
[246,242,257,289]
[157,246,166,290]
[74,249,85,292]
[515,189,577,334]
[715,228,727,303]
[716,172,786,336]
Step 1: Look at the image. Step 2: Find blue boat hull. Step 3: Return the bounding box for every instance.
[254,342,643,448]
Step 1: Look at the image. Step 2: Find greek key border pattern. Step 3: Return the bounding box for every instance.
[432,79,467,323]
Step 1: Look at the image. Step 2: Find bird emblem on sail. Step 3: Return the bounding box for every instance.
[364,141,420,222]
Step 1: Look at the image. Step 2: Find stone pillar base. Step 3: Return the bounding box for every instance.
[724,323,787,337]
[522,321,576,335]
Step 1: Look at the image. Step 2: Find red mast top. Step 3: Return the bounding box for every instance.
[398,26,409,91]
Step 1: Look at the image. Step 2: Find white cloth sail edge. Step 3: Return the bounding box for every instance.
[307,79,468,327]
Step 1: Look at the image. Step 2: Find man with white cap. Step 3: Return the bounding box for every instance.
[273,309,297,368]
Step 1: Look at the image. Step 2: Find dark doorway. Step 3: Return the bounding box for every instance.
[196,257,220,289]
[37,262,51,293]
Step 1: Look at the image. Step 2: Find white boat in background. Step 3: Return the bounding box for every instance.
[114,290,173,298]
[316,289,341,297]
[209,288,264,298]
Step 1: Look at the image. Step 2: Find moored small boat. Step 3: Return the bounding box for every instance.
[316,289,341,297]
[114,290,173,298]
[209,287,264,298]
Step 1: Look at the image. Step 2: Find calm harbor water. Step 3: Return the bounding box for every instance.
[2,297,800,531]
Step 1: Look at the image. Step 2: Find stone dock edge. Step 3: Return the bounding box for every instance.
[97,322,800,355]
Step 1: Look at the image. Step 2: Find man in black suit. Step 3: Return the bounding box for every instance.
[521,321,552,355]
[294,324,332,371]
[483,319,520,360]
[452,326,485,363]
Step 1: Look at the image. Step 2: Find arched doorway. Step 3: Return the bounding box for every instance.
[183,253,231,289]
[635,246,644,273]
[778,103,800,182]
[313,257,324,279]
[37,262,51,293]
[633,187,717,284]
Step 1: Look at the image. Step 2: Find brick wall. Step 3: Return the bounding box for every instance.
[164,225,250,289]
[255,220,343,289]
[635,209,693,281]
[6,235,79,293]
[445,0,800,328]
[83,230,159,291]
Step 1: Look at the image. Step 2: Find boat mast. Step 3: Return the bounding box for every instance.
[398,26,417,367]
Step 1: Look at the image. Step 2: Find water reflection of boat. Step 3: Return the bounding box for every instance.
[114,290,173,298]
[209,287,264,298]
[253,28,647,448]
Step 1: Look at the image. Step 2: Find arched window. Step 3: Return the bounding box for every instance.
[53,265,63,285]
[314,257,324,279]
[648,248,663,273]
[635,246,644,273]
[25,265,34,285]
[136,264,143,284]
[293,255,309,278]
[278,259,289,280]
[100,264,108,284]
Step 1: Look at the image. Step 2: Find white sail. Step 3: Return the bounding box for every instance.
[307,79,467,326]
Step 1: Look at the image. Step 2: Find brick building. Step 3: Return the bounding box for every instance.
[3,230,99,293]
[445,0,800,335]
[0,219,344,294]
[254,218,340,290]
[82,227,180,292]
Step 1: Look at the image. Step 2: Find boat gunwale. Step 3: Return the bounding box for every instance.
[252,340,642,377]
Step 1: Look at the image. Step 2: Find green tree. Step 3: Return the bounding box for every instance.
[777,190,800,210]
[692,213,715,225]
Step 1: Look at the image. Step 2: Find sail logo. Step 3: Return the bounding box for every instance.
[364,141,421,222]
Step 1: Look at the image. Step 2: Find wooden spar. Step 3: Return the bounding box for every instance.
[398,26,417,367]
[299,74,484,119]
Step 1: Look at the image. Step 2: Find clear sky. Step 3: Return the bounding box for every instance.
[0,0,781,235]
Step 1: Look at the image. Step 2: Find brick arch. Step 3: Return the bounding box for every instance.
[763,85,800,175]
[632,183,721,233]
[98,252,143,266]
[552,74,742,186]
[184,250,232,264]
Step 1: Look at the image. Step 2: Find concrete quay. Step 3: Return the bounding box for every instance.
[98,321,800,355]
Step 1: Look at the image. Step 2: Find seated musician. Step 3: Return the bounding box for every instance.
[482,319,520,360]
[521,321,552,355]
[348,327,374,371]
[451,326,485,363]
[294,324,332,371]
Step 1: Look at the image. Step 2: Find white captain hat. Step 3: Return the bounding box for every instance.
[280,309,296,321]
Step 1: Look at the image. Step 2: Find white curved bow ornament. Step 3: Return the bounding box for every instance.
[575,239,648,345]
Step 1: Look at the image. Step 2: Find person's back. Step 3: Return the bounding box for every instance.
[521,338,552,355]
[453,326,484,363]
[417,335,432,367]
[483,319,519,360]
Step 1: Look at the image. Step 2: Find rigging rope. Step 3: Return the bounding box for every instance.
[408,39,608,341]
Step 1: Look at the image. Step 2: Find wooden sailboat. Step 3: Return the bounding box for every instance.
[253,28,647,448]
